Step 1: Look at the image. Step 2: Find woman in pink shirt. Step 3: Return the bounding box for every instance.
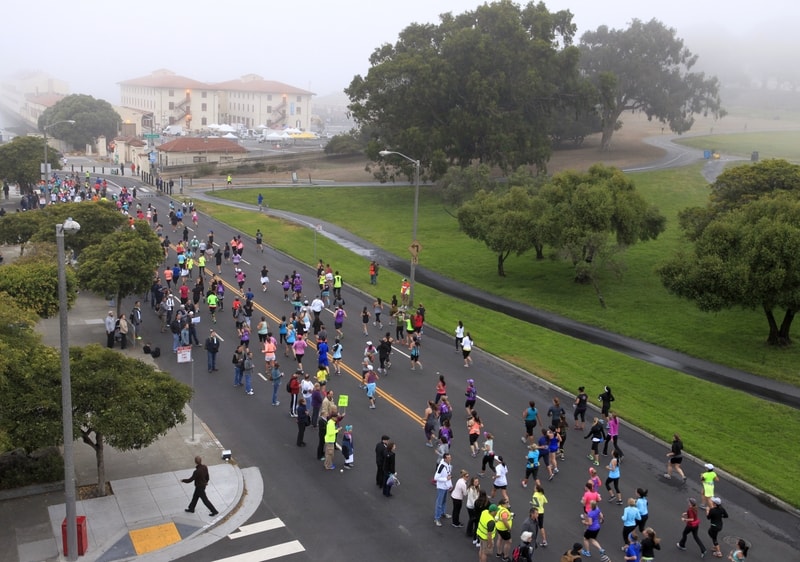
[292,335,307,370]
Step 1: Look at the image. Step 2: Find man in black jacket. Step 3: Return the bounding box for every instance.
[375,435,390,488]
[182,456,218,516]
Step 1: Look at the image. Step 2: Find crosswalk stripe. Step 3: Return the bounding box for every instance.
[228,518,284,540]
[214,540,305,561]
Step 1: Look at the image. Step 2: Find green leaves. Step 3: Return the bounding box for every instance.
[39,94,121,150]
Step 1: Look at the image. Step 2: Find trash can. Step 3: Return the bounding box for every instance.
[61,516,88,556]
[751,151,759,162]
[703,150,712,159]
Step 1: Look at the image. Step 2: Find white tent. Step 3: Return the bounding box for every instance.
[218,124,236,133]
[207,123,221,130]
[283,127,302,134]
[256,124,269,130]
[222,132,239,139]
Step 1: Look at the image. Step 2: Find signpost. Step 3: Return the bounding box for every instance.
[177,346,195,440]
[337,394,349,414]
[144,133,160,139]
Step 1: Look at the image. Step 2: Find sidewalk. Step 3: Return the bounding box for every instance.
[0,293,262,562]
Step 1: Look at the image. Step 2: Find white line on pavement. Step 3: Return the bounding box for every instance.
[227,517,284,539]
[213,540,305,561]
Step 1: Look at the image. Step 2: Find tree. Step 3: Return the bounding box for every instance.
[579,19,724,150]
[0,250,78,317]
[457,186,544,276]
[70,345,192,495]
[659,193,800,346]
[439,164,496,209]
[539,164,666,288]
[76,222,163,314]
[346,0,586,179]
[39,94,121,151]
[0,136,54,193]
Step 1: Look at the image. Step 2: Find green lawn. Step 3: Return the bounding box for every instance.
[209,166,800,385]
[675,131,800,162]
[195,197,800,507]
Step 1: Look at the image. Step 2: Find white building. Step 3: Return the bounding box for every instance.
[118,69,314,134]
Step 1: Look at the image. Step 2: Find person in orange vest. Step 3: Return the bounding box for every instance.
[400,278,411,306]
[369,261,379,285]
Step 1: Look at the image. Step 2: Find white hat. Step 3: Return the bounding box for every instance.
[704,463,714,470]
[367,365,373,370]
[366,341,373,346]
[520,531,533,543]
[711,497,721,505]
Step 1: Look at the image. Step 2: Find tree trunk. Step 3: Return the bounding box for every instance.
[600,120,616,151]
[534,243,544,260]
[777,308,795,346]
[763,305,794,346]
[497,251,510,277]
[96,432,106,497]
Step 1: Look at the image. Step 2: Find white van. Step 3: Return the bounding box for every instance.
[162,125,186,136]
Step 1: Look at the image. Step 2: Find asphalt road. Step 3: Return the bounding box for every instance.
[114,182,798,562]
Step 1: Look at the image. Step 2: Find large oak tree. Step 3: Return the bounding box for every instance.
[580,18,724,150]
[39,94,121,151]
[346,0,585,179]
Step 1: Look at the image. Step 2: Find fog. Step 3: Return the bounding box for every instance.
[1,0,797,105]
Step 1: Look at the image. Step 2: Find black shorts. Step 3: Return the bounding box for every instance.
[525,420,537,436]
[469,433,479,445]
[525,466,539,480]
[584,528,599,539]
[497,529,511,541]
[670,457,683,465]
[465,399,476,410]
[574,408,586,422]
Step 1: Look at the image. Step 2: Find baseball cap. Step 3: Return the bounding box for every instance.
[366,341,372,346]
[367,365,373,370]
[467,379,474,384]
[705,463,714,470]
[711,497,721,505]
[487,504,498,512]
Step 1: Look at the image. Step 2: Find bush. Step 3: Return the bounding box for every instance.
[0,447,64,489]
[196,164,215,177]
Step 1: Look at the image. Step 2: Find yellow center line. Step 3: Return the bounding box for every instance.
[178,262,424,428]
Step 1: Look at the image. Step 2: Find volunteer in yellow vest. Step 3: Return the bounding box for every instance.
[405,314,415,346]
[323,406,340,470]
[494,497,514,560]
[333,272,343,298]
[476,503,498,562]
[701,463,719,508]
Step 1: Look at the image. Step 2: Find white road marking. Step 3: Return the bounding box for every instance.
[213,540,305,561]
[477,396,508,416]
[228,517,284,540]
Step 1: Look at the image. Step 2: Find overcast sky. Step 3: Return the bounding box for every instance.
[1,0,795,104]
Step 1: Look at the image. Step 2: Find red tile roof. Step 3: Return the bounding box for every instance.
[157,138,247,153]
[114,136,146,147]
[26,93,65,107]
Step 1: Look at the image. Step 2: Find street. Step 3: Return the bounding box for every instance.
[111,179,797,562]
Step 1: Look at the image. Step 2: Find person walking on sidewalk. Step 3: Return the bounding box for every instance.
[182,456,218,516]
[676,497,707,557]
[105,310,116,348]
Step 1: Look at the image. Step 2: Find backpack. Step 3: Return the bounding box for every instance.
[511,544,532,562]
[560,552,580,562]
[150,346,161,358]
[286,379,292,393]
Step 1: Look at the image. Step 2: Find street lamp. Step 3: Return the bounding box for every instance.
[379,150,421,308]
[56,217,80,561]
[42,120,76,181]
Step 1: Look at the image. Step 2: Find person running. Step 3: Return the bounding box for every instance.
[361,306,370,336]
[598,385,615,421]
[641,527,661,562]
[423,401,438,447]
[461,332,474,367]
[701,463,720,509]
[581,499,606,558]
[331,338,343,375]
[489,455,509,503]
[521,444,540,489]
[465,379,477,416]
[677,497,707,557]
[372,298,383,328]
[521,401,543,446]
[585,417,605,466]
[206,291,218,323]
[621,498,642,548]
[636,488,650,532]
[582,480,602,515]
[468,410,482,458]
[603,412,624,460]
[260,266,269,292]
[728,538,748,562]
[365,365,379,409]
[409,336,422,370]
[706,496,729,558]
[333,305,346,340]
[605,449,623,504]
[434,374,447,404]
[665,433,687,482]
[454,320,465,351]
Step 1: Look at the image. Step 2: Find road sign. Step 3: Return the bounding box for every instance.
[408,240,422,257]
[144,133,160,139]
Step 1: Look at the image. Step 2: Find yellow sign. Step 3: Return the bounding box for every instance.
[338,395,349,408]
[408,241,422,257]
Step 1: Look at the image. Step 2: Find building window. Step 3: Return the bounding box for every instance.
[201,117,207,125]
[168,89,174,96]
[193,156,208,163]
[296,107,302,115]
[267,94,272,101]
[169,102,174,110]
[267,106,272,113]
[201,91,207,98]
[201,103,207,111]
[297,96,302,102]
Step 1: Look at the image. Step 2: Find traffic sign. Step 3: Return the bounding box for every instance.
[408,240,422,257]
[144,133,160,139]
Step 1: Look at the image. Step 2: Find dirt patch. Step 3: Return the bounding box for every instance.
[77,482,113,499]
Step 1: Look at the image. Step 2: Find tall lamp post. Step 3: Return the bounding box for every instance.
[42,120,76,181]
[57,218,81,561]
[379,150,421,308]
